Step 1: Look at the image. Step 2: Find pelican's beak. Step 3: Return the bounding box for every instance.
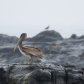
[13,38,22,52]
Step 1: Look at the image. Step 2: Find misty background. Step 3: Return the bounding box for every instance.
[0,0,84,38]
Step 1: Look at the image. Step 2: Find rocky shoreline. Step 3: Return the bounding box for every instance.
[0,63,84,84]
[0,30,84,84]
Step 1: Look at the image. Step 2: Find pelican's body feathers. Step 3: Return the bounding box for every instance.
[19,46,44,59]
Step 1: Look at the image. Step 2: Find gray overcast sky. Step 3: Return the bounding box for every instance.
[0,0,84,38]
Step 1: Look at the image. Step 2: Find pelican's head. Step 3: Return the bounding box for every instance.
[13,33,27,52]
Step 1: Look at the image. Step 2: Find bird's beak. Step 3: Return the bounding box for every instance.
[13,38,22,52]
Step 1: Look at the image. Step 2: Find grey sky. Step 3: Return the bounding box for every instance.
[0,0,84,38]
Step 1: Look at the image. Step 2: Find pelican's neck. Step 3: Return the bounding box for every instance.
[18,38,25,49]
[19,40,23,48]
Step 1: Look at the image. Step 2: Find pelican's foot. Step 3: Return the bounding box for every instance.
[24,58,33,64]
[24,61,29,63]
[24,61,32,64]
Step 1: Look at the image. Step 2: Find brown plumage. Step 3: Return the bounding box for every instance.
[13,33,44,63]
[45,25,49,30]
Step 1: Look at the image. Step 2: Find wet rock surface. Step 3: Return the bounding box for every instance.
[0,63,84,84]
[0,30,84,84]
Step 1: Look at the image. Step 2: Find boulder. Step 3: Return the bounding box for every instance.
[0,63,84,84]
[70,34,78,39]
[0,34,18,45]
[26,30,63,42]
[79,35,84,39]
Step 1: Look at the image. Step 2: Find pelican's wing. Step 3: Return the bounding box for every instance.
[21,46,44,58]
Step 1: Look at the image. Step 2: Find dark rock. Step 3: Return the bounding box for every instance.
[30,30,63,42]
[0,68,8,84]
[79,35,84,39]
[0,34,18,45]
[0,63,84,84]
[26,69,51,84]
[70,34,78,39]
[51,70,66,84]
[6,63,53,84]
[66,69,84,84]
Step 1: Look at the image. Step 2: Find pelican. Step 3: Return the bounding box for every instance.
[13,33,44,63]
